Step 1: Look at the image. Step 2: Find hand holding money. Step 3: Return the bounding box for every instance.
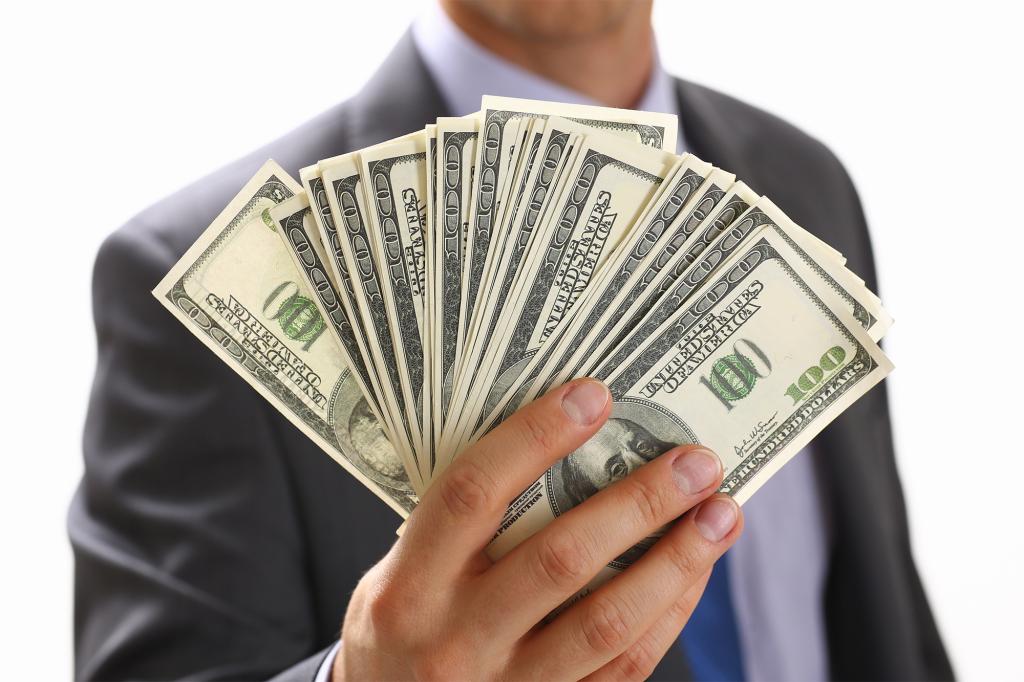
[153,95,892,619]
[335,378,741,680]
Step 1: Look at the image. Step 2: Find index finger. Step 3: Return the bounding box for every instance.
[401,378,611,576]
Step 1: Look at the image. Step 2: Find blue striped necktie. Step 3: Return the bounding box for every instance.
[678,553,746,681]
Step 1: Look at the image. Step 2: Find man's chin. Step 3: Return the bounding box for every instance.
[454,0,643,42]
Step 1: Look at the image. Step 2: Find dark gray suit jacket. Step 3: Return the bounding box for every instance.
[70,33,953,681]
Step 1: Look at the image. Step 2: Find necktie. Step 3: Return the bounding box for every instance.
[678,552,745,681]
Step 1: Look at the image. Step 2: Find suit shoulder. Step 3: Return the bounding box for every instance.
[676,79,874,285]
[101,98,355,285]
[679,80,853,188]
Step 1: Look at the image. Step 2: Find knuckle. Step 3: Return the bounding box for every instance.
[411,649,459,682]
[536,530,591,590]
[439,460,497,519]
[518,409,557,455]
[580,596,633,656]
[662,532,704,582]
[671,585,706,626]
[666,597,691,622]
[618,638,660,681]
[366,587,408,639]
[622,476,668,527]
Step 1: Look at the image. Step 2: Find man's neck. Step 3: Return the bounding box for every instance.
[439,0,654,109]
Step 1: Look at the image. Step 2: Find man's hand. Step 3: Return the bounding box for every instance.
[334,378,742,681]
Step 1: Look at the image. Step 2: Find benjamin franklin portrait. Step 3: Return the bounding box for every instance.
[548,416,674,513]
[546,401,696,567]
[332,371,416,512]
[349,398,406,482]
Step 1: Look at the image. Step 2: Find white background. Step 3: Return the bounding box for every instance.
[2,1,1021,678]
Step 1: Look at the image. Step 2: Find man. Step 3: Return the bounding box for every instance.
[71,0,953,679]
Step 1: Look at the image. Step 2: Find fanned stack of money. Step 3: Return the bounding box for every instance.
[155,95,892,580]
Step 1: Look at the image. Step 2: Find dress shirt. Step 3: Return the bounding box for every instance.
[319,4,832,680]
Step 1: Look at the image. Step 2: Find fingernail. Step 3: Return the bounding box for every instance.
[695,498,738,543]
[561,379,609,426]
[672,448,721,495]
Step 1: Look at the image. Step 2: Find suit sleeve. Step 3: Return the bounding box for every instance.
[70,225,334,681]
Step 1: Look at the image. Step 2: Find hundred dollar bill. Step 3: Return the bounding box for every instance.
[424,123,438,465]
[446,116,538,451]
[301,162,413,465]
[431,118,479,456]
[444,131,677,458]
[460,116,538,350]
[486,225,892,608]
[320,153,424,489]
[269,193,390,434]
[486,116,539,258]
[357,134,431,477]
[459,96,679,358]
[458,114,528,349]
[152,161,418,515]
[298,165,395,438]
[270,191,428,488]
